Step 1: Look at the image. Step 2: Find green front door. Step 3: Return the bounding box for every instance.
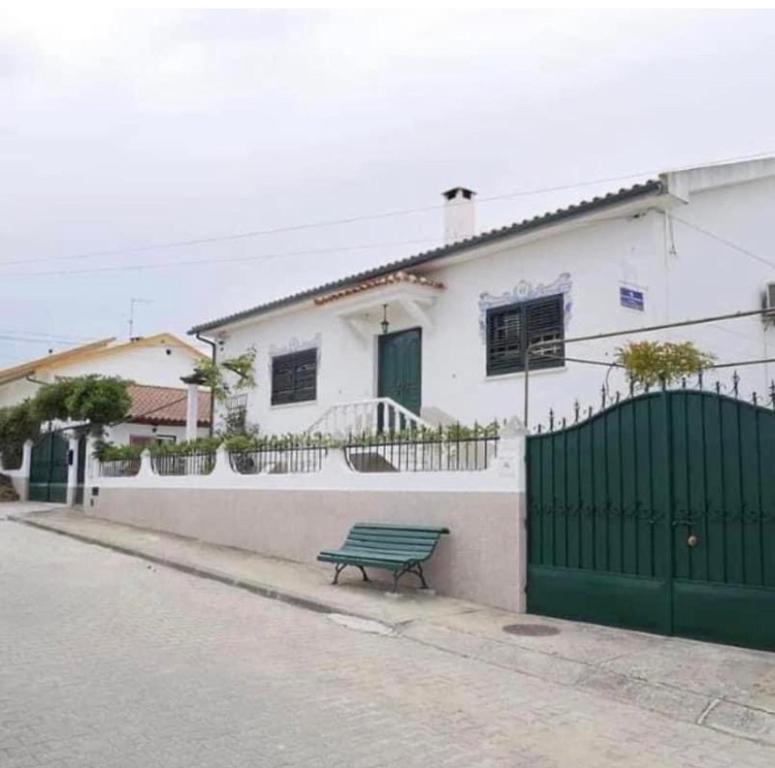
[29,432,69,503]
[378,328,422,430]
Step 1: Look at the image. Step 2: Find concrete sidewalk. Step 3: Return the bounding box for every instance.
[9,504,478,625]
[7,504,775,749]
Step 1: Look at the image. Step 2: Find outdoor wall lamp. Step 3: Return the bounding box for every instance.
[381,304,390,335]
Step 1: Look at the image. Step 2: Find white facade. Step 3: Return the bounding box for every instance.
[196,159,775,435]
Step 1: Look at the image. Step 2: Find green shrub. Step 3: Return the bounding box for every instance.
[0,401,40,469]
[616,341,715,388]
[149,437,222,456]
[33,376,132,435]
[93,441,143,462]
[33,380,75,422]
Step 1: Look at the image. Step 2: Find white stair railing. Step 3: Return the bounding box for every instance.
[307,397,431,437]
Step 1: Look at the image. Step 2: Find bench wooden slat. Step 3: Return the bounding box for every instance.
[345,536,439,548]
[320,548,428,561]
[319,553,416,566]
[346,526,444,536]
[349,523,449,532]
[346,536,438,546]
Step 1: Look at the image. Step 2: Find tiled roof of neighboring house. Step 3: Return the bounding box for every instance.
[127,384,211,426]
[313,270,445,306]
[0,333,208,386]
[190,179,663,334]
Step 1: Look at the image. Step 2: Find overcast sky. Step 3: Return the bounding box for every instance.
[1,9,774,364]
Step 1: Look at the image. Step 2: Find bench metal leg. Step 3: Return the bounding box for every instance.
[332,563,347,585]
[392,563,429,592]
[333,564,369,585]
[414,563,429,589]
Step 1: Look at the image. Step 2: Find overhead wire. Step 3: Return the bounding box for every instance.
[0,147,773,272]
[0,237,438,279]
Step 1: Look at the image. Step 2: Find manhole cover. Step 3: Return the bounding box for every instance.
[502,623,560,637]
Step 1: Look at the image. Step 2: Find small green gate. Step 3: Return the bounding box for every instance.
[29,431,69,504]
[526,388,775,651]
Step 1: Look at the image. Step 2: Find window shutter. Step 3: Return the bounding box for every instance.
[271,349,318,405]
[526,296,564,370]
[486,294,564,375]
[486,305,524,376]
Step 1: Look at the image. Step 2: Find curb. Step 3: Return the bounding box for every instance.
[10,516,379,624]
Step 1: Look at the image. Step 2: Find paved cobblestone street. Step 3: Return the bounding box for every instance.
[2,521,774,768]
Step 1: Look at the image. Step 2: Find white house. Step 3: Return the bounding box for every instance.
[82,156,775,620]
[0,333,211,447]
[190,157,775,436]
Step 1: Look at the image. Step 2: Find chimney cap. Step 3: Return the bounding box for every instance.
[443,187,476,201]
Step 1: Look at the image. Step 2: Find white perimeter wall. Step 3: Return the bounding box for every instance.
[88,439,527,612]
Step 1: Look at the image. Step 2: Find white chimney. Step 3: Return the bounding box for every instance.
[443,186,476,244]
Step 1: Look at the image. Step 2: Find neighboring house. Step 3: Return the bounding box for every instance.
[0,333,211,445]
[190,157,775,434]
[111,384,212,446]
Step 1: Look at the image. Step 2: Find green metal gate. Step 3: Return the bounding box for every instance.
[526,388,775,651]
[29,431,69,503]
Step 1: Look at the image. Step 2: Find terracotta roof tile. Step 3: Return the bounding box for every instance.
[127,384,211,426]
[313,270,445,306]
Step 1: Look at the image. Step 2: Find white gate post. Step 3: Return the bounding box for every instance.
[493,416,528,613]
[66,435,80,506]
[181,372,207,442]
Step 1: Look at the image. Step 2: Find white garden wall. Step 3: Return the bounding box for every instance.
[86,437,527,612]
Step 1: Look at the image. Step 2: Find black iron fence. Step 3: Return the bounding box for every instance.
[534,371,775,434]
[151,451,216,476]
[229,444,327,474]
[344,430,499,473]
[99,457,141,477]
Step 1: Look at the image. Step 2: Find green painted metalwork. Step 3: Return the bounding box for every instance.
[378,327,422,428]
[527,389,775,651]
[318,523,449,591]
[29,431,69,504]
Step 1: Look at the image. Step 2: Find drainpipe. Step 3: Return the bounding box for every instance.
[195,332,217,437]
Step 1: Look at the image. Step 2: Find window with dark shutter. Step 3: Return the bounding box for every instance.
[271,348,318,405]
[486,295,564,376]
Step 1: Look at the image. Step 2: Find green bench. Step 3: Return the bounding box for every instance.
[317,523,450,592]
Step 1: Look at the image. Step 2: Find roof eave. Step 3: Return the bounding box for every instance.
[189,179,664,335]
